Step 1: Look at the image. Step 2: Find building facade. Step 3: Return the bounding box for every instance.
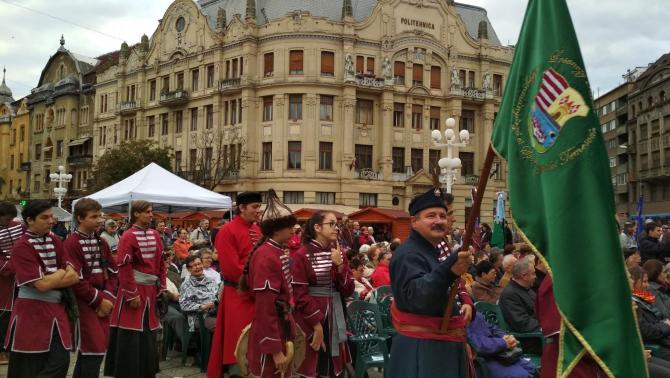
[595,81,634,217]
[27,36,97,201]
[628,53,670,218]
[0,70,30,200]
[93,0,513,223]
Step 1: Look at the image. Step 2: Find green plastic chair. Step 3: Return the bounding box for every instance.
[160,319,176,361]
[371,285,393,304]
[376,294,396,338]
[197,313,213,372]
[181,311,214,371]
[646,343,661,356]
[346,301,390,378]
[474,301,543,368]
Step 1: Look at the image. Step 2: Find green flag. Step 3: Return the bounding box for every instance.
[491,1,647,377]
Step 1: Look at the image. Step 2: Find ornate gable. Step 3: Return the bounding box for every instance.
[146,0,219,65]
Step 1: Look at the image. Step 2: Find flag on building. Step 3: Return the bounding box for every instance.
[490,191,506,248]
[636,193,645,238]
[490,0,647,376]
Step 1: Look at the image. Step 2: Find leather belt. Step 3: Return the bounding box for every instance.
[223,280,239,288]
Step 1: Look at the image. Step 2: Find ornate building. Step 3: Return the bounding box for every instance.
[628,53,670,218]
[0,69,29,200]
[27,36,97,200]
[93,0,513,223]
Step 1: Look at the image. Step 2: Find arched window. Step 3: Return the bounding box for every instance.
[660,91,666,103]
[648,96,653,108]
[59,65,64,80]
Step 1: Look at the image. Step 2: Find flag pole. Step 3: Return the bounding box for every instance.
[441,144,496,331]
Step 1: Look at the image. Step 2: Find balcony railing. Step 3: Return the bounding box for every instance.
[615,185,629,194]
[67,154,93,166]
[219,78,241,91]
[459,175,481,186]
[119,101,138,114]
[392,172,409,181]
[353,168,383,181]
[356,76,385,88]
[0,115,10,123]
[461,87,487,100]
[159,89,189,106]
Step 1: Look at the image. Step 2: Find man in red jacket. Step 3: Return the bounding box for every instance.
[104,200,166,378]
[5,201,79,377]
[0,201,24,365]
[65,198,118,378]
[208,192,263,378]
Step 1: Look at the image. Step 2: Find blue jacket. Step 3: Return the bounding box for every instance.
[467,313,508,355]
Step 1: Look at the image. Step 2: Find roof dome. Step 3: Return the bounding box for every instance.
[0,67,14,103]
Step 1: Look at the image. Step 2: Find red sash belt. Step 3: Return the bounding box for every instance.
[391,301,466,342]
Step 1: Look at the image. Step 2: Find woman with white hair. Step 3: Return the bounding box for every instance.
[499,254,517,289]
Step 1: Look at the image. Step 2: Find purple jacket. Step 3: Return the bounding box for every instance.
[467,312,508,355]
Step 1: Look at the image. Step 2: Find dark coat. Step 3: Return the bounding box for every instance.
[390,229,461,317]
[388,229,469,378]
[499,280,540,333]
[649,282,670,320]
[639,236,670,263]
[633,295,670,342]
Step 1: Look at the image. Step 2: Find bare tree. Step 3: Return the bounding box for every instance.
[183,129,247,191]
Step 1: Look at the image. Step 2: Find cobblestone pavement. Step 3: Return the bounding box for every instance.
[0,351,385,377]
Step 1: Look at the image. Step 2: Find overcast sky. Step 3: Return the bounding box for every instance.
[1,0,668,100]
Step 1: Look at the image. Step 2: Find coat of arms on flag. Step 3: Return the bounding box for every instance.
[529,68,589,153]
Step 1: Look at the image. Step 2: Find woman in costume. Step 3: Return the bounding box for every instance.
[291,211,354,377]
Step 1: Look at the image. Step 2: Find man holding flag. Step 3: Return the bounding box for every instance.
[491,0,647,377]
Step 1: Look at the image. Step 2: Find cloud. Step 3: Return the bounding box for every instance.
[0,0,172,98]
[468,0,670,96]
[1,0,668,100]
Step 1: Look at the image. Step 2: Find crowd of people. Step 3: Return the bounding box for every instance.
[0,193,668,377]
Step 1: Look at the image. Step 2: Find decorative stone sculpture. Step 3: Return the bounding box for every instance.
[344,53,356,83]
[483,72,491,91]
[451,67,461,88]
[217,8,227,30]
[382,56,393,85]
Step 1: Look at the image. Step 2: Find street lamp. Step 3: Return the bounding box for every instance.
[50,165,72,208]
[431,117,470,193]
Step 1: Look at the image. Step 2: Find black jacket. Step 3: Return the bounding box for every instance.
[633,295,670,342]
[648,282,670,320]
[639,236,670,263]
[499,280,540,333]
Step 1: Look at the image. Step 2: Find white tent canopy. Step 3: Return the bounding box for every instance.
[14,206,72,222]
[74,162,232,212]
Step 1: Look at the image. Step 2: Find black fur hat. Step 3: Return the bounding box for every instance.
[259,189,297,236]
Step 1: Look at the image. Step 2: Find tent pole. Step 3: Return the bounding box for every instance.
[127,197,132,225]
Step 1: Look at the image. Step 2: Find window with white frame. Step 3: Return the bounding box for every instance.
[283,191,304,204]
[316,192,336,205]
[359,193,378,208]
